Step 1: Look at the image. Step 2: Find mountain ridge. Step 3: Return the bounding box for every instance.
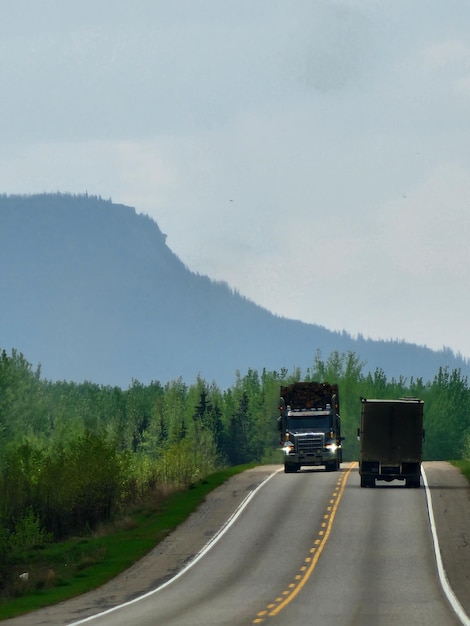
[1,193,468,388]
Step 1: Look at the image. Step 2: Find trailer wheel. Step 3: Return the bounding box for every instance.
[360,476,375,488]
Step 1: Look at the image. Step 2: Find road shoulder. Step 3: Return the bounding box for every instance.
[423,461,470,619]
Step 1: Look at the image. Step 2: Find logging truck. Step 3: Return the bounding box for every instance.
[278,381,343,473]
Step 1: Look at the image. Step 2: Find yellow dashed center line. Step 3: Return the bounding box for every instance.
[253,462,355,623]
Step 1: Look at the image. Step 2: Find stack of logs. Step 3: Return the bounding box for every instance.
[280,381,339,411]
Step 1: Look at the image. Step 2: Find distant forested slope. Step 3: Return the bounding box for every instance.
[0,193,468,388]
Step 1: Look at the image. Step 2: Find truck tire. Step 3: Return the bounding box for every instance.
[284,463,298,473]
[326,459,340,472]
[406,476,421,488]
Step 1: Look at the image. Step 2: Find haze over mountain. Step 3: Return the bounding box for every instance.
[1,193,468,389]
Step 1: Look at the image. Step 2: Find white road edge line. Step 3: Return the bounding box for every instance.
[68,468,283,626]
[421,466,470,626]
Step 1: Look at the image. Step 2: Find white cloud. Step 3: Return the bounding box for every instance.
[422,40,470,71]
[455,76,470,98]
[376,164,470,277]
[0,140,178,203]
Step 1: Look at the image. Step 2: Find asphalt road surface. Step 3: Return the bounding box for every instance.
[4,462,470,626]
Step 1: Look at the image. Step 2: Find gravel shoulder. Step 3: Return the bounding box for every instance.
[3,466,279,626]
[3,462,470,625]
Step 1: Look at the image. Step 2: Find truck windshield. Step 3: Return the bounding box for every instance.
[287,416,332,430]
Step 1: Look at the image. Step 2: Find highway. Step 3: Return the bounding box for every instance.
[61,463,468,626]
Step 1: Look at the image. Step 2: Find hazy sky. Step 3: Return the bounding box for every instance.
[2,1,470,359]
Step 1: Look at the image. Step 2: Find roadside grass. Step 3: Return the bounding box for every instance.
[0,463,256,621]
[450,459,470,482]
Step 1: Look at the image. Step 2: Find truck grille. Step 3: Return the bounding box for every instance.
[294,433,324,454]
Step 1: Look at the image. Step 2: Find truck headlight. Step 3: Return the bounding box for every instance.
[325,443,338,452]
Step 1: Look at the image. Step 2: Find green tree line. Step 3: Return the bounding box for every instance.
[0,346,469,589]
